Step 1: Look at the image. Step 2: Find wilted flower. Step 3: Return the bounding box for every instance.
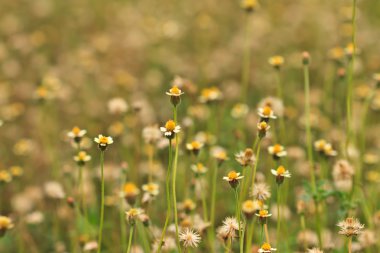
[107,97,128,115]
[332,160,354,192]
[179,228,201,248]
[160,120,181,139]
[268,144,287,159]
[94,135,113,151]
[337,217,364,237]
[258,242,277,252]
[235,148,256,166]
[358,229,376,248]
[126,208,143,225]
[142,125,162,144]
[251,183,271,201]
[44,181,65,199]
[218,217,242,239]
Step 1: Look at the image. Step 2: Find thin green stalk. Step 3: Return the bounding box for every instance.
[234,189,243,253]
[251,140,262,192]
[200,179,209,222]
[209,160,219,252]
[126,225,134,253]
[97,151,105,253]
[120,174,127,252]
[172,106,182,252]
[157,140,173,252]
[245,219,255,253]
[348,236,352,253]
[345,0,357,158]
[276,185,281,246]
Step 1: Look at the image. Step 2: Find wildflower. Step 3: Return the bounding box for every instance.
[242,200,260,219]
[257,121,270,138]
[251,183,271,201]
[271,165,291,184]
[74,151,91,166]
[94,134,113,151]
[268,55,284,69]
[179,228,201,248]
[241,0,257,12]
[307,248,324,253]
[9,166,23,178]
[186,141,204,155]
[358,229,376,248]
[199,86,223,103]
[268,144,287,159]
[235,148,256,166]
[258,106,277,122]
[125,208,143,225]
[180,199,196,213]
[314,139,337,157]
[68,126,87,144]
[142,182,159,196]
[0,216,14,237]
[166,85,184,107]
[231,103,249,118]
[223,170,244,188]
[332,160,354,192]
[160,120,181,139]
[83,241,98,252]
[191,163,208,176]
[258,97,284,118]
[44,181,65,199]
[337,217,364,237]
[107,97,128,115]
[328,47,344,62]
[142,125,162,144]
[255,209,272,223]
[211,146,229,164]
[123,182,140,205]
[218,217,242,239]
[0,170,12,184]
[258,242,277,252]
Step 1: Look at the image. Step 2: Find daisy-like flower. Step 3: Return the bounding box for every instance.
[255,209,272,223]
[241,0,257,12]
[257,121,271,138]
[231,103,249,119]
[251,183,271,201]
[235,148,256,166]
[268,55,284,69]
[179,228,201,248]
[0,216,14,237]
[0,170,12,184]
[160,120,181,139]
[166,85,184,107]
[258,106,277,122]
[199,87,223,104]
[211,146,229,164]
[258,242,277,252]
[268,144,287,159]
[125,208,143,225]
[337,217,364,237]
[186,140,204,155]
[223,170,244,188]
[242,200,260,219]
[94,134,113,151]
[68,126,87,144]
[142,182,159,196]
[191,163,208,176]
[123,182,140,205]
[74,151,91,166]
[314,139,337,157]
[180,199,197,214]
[271,165,291,184]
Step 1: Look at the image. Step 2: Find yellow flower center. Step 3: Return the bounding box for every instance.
[170,86,181,95]
[72,127,81,135]
[259,209,268,217]
[124,183,137,194]
[244,148,253,157]
[0,217,11,228]
[165,120,176,131]
[191,141,201,149]
[147,183,156,191]
[277,165,286,175]
[244,200,254,209]
[99,136,109,144]
[37,87,47,97]
[262,106,272,116]
[261,242,272,250]
[78,151,87,160]
[273,144,282,153]
[228,171,238,180]
[259,121,268,129]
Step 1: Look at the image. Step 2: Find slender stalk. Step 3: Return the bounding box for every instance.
[348,236,352,253]
[345,0,357,158]
[200,179,209,222]
[97,151,105,253]
[126,225,134,253]
[276,185,281,245]
[120,173,127,252]
[245,219,255,253]
[264,223,270,244]
[234,189,243,253]
[157,140,173,252]
[251,140,262,191]
[209,160,219,252]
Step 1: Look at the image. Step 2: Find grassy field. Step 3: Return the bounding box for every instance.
[0,0,380,252]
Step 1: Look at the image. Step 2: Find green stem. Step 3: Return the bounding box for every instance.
[251,140,262,193]
[245,219,255,253]
[157,140,173,252]
[209,160,219,252]
[241,12,252,103]
[126,225,134,253]
[201,179,209,222]
[276,185,281,246]
[97,151,105,253]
